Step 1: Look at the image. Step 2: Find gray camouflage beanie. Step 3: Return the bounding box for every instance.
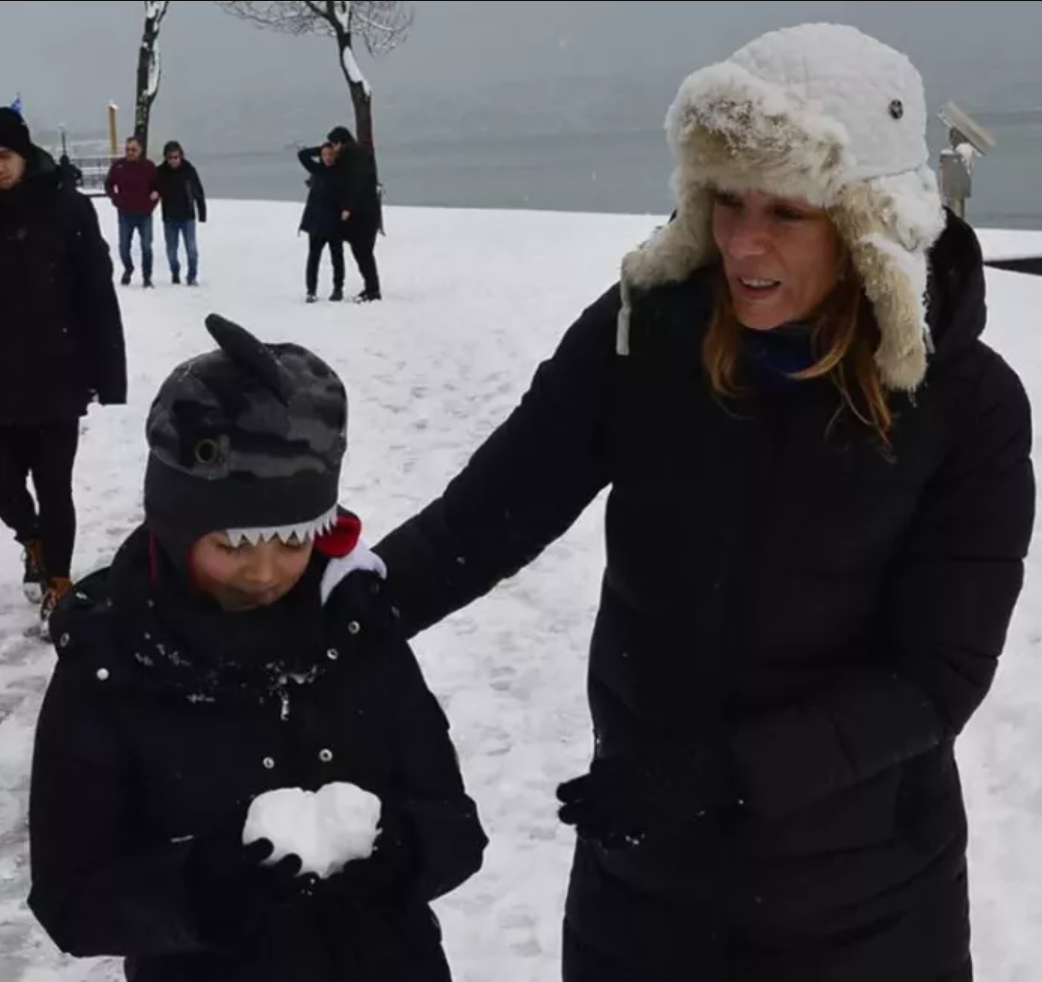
[144,314,347,563]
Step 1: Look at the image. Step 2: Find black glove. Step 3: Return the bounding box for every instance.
[319,805,415,905]
[557,744,729,849]
[185,807,318,941]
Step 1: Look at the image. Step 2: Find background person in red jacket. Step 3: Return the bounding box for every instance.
[104,136,159,287]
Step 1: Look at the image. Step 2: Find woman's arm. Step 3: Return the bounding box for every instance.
[28,664,205,957]
[297,147,323,175]
[375,285,621,636]
[730,353,1035,820]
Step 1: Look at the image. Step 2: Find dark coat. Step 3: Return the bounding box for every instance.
[374,212,1034,981]
[332,138,380,241]
[298,148,347,240]
[0,148,126,424]
[156,159,207,224]
[28,524,487,982]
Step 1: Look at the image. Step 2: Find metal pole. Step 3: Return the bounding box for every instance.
[108,104,118,158]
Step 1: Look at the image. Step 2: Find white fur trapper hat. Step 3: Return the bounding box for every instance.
[619,23,947,391]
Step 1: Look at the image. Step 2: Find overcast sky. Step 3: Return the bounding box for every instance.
[1,1,1039,145]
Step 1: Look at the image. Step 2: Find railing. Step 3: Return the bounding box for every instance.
[62,155,114,195]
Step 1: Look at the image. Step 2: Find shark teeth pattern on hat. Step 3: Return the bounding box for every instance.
[224,504,340,548]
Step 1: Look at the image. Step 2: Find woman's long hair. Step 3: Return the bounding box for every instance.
[702,256,893,449]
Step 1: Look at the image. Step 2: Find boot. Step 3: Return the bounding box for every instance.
[40,577,73,643]
[329,288,344,302]
[121,270,132,286]
[172,270,181,285]
[22,540,46,604]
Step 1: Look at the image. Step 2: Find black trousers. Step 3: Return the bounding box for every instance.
[306,234,345,295]
[0,421,79,579]
[347,226,381,297]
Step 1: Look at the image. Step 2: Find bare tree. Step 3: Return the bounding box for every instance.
[216,1,411,158]
[135,0,172,154]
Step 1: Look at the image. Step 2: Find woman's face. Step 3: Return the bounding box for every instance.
[321,146,336,167]
[189,533,313,612]
[711,189,843,330]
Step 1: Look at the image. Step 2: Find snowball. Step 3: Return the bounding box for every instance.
[243,783,382,879]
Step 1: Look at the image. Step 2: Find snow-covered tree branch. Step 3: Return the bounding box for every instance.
[135,0,171,154]
[216,1,413,157]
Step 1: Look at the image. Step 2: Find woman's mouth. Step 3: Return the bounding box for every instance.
[734,276,782,300]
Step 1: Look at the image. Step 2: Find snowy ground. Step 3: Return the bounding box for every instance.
[978,227,1042,263]
[0,201,1040,981]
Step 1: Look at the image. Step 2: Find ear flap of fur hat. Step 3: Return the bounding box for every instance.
[620,23,947,391]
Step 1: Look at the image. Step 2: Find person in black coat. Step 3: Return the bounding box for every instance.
[299,142,348,302]
[57,154,83,188]
[157,140,207,285]
[372,25,1035,982]
[27,314,488,982]
[328,126,381,302]
[0,107,126,635]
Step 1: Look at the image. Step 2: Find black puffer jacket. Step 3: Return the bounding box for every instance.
[28,524,487,982]
[332,138,380,240]
[375,212,1034,981]
[156,159,207,224]
[0,148,126,423]
[298,148,346,240]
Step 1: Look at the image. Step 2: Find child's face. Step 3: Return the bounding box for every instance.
[189,533,314,612]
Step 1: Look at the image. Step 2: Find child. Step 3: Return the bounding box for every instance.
[27,314,487,982]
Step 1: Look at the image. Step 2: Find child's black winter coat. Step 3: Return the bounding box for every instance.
[28,524,487,982]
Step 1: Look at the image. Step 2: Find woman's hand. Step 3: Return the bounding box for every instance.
[557,745,731,849]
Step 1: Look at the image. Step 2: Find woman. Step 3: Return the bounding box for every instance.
[374,24,1035,982]
[298,142,347,302]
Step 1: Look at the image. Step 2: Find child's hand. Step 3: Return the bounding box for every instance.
[243,837,320,903]
[319,806,414,903]
[185,807,318,941]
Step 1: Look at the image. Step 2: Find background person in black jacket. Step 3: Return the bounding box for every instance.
[298,142,348,302]
[373,24,1035,982]
[157,140,206,286]
[328,126,381,302]
[28,314,487,982]
[0,107,126,636]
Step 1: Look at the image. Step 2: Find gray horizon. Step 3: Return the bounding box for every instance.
[2,1,1039,149]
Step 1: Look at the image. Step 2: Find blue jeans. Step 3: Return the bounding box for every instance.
[164,220,199,283]
[118,213,153,279]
